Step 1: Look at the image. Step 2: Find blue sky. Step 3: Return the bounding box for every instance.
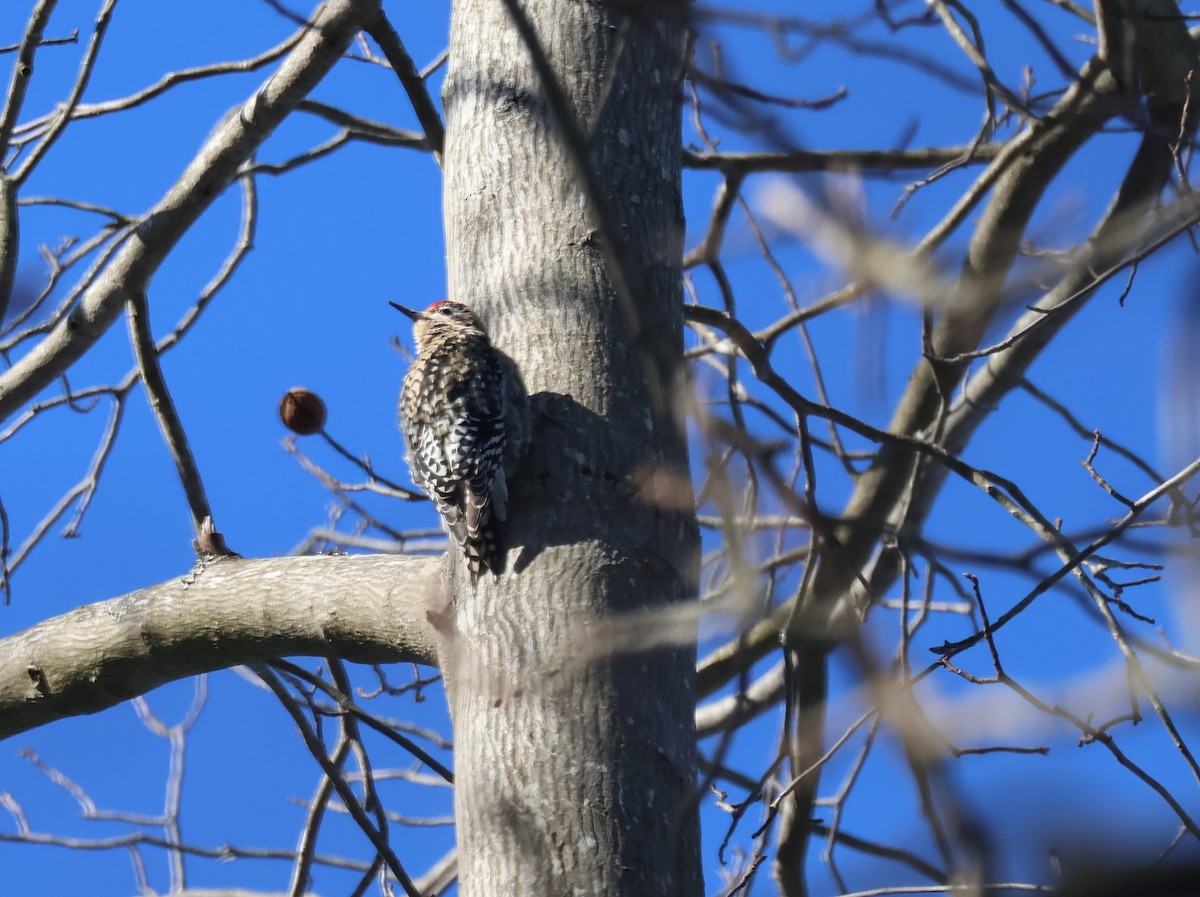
[2,1,1199,895]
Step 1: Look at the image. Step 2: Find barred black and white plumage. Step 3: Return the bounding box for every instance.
[392,300,530,582]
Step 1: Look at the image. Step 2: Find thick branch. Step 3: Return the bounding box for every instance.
[0,553,441,740]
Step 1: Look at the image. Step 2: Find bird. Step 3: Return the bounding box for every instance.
[391,300,530,582]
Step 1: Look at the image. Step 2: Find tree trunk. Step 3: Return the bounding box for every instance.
[439,2,700,896]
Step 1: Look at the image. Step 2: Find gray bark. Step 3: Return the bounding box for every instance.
[440,2,701,896]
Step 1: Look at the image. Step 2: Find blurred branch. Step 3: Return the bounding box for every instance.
[938,582,1200,838]
[695,659,784,737]
[934,110,1200,477]
[931,452,1200,667]
[757,16,1197,879]
[694,5,983,95]
[690,67,848,111]
[928,0,1035,127]
[413,849,458,897]
[1020,377,1187,506]
[683,143,1005,174]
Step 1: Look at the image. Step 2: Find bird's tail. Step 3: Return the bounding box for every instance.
[441,482,506,583]
[463,524,506,583]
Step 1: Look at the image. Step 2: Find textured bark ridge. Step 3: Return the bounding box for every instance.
[440,2,701,896]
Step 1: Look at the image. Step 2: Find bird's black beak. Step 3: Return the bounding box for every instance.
[389,301,421,321]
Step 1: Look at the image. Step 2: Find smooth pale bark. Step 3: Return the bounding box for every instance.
[440,3,700,896]
[0,555,441,740]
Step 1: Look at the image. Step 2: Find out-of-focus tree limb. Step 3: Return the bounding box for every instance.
[768,7,1200,891]
[683,143,1005,175]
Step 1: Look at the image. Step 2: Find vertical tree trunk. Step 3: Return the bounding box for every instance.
[439,2,700,896]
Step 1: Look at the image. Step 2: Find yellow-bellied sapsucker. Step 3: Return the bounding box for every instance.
[391,300,530,582]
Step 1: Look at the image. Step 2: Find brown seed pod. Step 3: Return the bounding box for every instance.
[278,387,327,435]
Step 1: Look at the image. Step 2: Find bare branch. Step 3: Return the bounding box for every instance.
[12,0,119,184]
[125,288,215,543]
[0,0,55,158]
[364,10,445,165]
[0,0,382,425]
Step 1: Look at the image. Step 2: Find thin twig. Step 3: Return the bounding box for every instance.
[125,289,214,544]
[364,10,445,165]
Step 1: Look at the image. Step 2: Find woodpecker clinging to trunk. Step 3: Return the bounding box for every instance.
[391,300,530,582]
